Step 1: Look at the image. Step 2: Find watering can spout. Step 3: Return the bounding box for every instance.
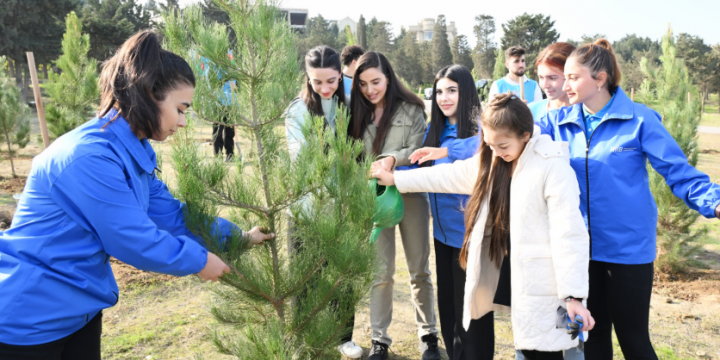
[368,178,405,243]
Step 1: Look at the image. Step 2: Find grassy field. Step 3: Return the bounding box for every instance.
[701,93,720,128]
[2,109,720,359]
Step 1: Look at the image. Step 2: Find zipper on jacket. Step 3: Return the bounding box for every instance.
[583,118,599,259]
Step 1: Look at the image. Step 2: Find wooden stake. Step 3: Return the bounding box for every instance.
[688,92,691,103]
[631,88,634,101]
[519,77,525,101]
[26,52,50,148]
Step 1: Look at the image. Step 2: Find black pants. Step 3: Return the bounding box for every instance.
[0,312,102,360]
[212,116,235,156]
[585,260,658,360]
[435,239,494,360]
[288,222,355,343]
[521,350,563,360]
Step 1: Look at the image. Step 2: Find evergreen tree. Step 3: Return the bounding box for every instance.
[581,33,606,44]
[500,13,559,78]
[492,47,506,80]
[431,15,453,73]
[393,30,423,87]
[44,11,100,140]
[452,35,474,71]
[367,19,394,55]
[161,1,376,358]
[301,14,337,50]
[472,14,497,79]
[342,25,357,46]
[357,15,367,50]
[676,33,717,99]
[0,57,31,178]
[419,41,435,84]
[636,28,706,273]
[81,0,151,60]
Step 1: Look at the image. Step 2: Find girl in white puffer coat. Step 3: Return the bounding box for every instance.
[372,93,595,359]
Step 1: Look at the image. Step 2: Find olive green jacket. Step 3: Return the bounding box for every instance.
[362,101,427,169]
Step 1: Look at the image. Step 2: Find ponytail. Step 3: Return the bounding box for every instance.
[98,30,195,138]
[569,38,622,93]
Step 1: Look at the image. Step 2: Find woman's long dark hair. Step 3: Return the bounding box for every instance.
[459,93,534,270]
[301,45,346,118]
[347,51,424,155]
[98,30,195,138]
[421,65,480,167]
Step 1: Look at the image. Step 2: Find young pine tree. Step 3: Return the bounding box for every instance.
[492,47,506,81]
[637,28,707,273]
[44,11,99,140]
[431,15,452,73]
[0,57,31,178]
[161,1,376,358]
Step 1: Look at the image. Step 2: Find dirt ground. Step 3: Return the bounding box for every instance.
[2,113,720,359]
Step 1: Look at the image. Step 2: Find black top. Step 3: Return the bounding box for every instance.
[492,178,512,307]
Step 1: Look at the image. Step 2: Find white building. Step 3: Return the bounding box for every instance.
[407,18,458,43]
[337,17,357,35]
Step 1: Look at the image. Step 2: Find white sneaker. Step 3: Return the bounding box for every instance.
[338,340,363,359]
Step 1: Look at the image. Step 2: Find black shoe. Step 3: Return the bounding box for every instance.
[368,340,389,360]
[420,334,441,360]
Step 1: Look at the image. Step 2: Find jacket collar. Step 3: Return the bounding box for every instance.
[558,87,634,126]
[102,109,158,174]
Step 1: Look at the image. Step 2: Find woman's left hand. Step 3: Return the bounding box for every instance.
[372,157,395,172]
[244,226,275,247]
[566,300,595,332]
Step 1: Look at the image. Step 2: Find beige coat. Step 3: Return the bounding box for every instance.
[394,126,589,351]
[360,101,427,166]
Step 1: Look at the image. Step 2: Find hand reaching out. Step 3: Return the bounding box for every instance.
[409,147,449,165]
[245,226,275,247]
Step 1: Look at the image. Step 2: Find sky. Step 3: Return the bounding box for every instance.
[161,0,720,47]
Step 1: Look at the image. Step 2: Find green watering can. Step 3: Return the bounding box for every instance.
[368,178,405,243]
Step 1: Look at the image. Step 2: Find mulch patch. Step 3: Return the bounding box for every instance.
[653,267,720,302]
[111,258,180,288]
[0,177,27,194]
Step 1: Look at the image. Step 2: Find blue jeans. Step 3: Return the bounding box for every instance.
[515,341,584,360]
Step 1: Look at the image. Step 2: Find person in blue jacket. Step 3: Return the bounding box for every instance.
[527,42,576,121]
[537,39,720,360]
[0,31,273,359]
[407,65,491,360]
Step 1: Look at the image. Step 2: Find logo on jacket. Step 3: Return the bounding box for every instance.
[611,146,636,153]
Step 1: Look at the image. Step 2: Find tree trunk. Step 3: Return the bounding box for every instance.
[42,64,48,79]
[14,60,23,94]
[5,134,17,178]
[8,60,15,80]
[21,64,29,104]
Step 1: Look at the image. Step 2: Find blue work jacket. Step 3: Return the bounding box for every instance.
[424,120,479,248]
[537,88,720,264]
[0,110,235,345]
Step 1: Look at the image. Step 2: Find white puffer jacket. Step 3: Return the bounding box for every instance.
[394,126,589,351]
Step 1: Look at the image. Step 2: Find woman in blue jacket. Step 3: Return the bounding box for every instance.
[537,39,720,360]
[408,65,490,360]
[0,31,272,359]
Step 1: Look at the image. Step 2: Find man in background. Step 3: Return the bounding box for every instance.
[340,45,365,101]
[488,46,543,103]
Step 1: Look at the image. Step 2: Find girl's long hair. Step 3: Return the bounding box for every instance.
[459,93,535,270]
[347,51,424,155]
[301,45,346,118]
[98,31,195,138]
[421,65,480,168]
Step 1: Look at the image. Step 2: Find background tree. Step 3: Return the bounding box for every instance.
[431,15,453,74]
[677,33,717,100]
[419,41,435,84]
[44,11,100,140]
[0,0,80,103]
[393,29,424,87]
[492,47,506,80]
[636,28,707,274]
[357,15,367,50]
[472,14,496,79]
[81,0,152,61]
[201,0,234,42]
[613,34,662,91]
[162,1,376,358]
[299,15,338,54]
[342,25,357,46]
[581,33,606,44]
[500,13,559,78]
[452,35,474,71]
[0,56,31,178]
[366,18,394,55]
